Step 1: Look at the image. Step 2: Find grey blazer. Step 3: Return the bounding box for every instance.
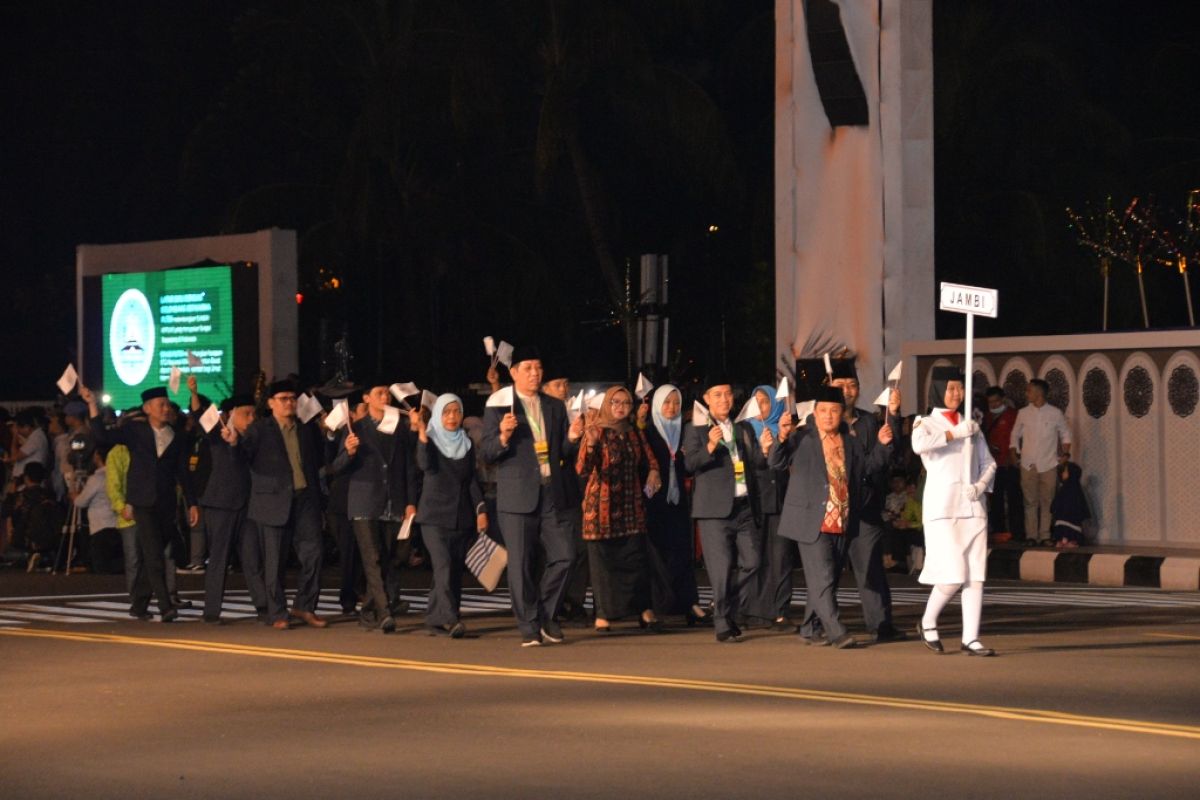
[682,420,749,520]
[480,392,578,515]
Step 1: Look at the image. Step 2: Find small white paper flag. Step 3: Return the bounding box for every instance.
[483,336,496,357]
[377,405,400,434]
[168,366,182,394]
[496,341,514,368]
[567,390,584,424]
[297,393,323,424]
[587,392,605,411]
[872,387,892,407]
[390,382,419,403]
[485,386,514,408]
[734,396,760,423]
[888,361,903,382]
[775,376,791,401]
[324,399,349,431]
[795,400,816,427]
[186,351,203,368]
[634,372,653,400]
[691,400,711,427]
[420,389,438,411]
[56,363,78,394]
[199,404,221,433]
[823,353,833,376]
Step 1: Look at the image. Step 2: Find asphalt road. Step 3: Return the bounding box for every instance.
[2,570,1198,799]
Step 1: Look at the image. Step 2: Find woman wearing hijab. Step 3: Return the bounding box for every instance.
[1050,461,1089,549]
[911,366,998,656]
[739,385,793,630]
[640,384,708,625]
[577,386,664,632]
[410,394,489,638]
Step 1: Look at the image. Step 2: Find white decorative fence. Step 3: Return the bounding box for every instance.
[904,331,1200,547]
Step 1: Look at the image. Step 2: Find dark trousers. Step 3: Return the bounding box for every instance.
[696,501,761,636]
[327,511,361,612]
[497,487,576,639]
[756,513,796,620]
[130,504,177,615]
[257,490,323,623]
[351,518,402,624]
[989,465,1025,537]
[561,508,589,618]
[797,532,851,640]
[202,507,267,619]
[422,524,470,627]
[646,504,699,616]
[847,521,893,633]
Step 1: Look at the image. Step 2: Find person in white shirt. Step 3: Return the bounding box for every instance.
[1009,379,1071,544]
[5,410,51,483]
[71,448,122,573]
[912,366,998,657]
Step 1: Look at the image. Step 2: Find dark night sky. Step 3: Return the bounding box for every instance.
[3,1,1200,399]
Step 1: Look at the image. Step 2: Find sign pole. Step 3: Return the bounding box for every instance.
[963,311,974,484]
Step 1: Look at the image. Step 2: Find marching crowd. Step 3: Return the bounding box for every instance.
[1,347,1081,655]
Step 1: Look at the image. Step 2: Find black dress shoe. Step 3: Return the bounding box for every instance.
[160,609,179,623]
[716,629,743,643]
[769,618,797,632]
[202,615,223,625]
[129,608,152,621]
[728,622,743,639]
[449,622,466,639]
[916,622,944,654]
[639,617,665,634]
[540,620,564,643]
[872,625,908,643]
[799,632,830,646]
[685,608,713,627]
[389,600,411,616]
[831,633,857,649]
[961,640,996,657]
[172,598,194,610]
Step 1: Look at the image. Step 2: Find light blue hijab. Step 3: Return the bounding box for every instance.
[651,384,683,505]
[427,393,470,460]
[746,384,784,438]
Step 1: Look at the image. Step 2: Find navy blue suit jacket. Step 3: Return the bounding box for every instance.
[90,416,194,511]
[480,392,577,515]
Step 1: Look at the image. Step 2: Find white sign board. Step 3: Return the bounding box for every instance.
[939,282,998,318]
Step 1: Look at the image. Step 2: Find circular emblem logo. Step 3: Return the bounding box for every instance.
[109,288,155,386]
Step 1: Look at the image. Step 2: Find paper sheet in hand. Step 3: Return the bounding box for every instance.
[888,361,903,382]
[567,390,584,423]
[823,353,833,376]
[377,405,400,434]
[56,363,78,394]
[186,351,203,368]
[199,404,222,433]
[324,399,350,431]
[872,362,903,406]
[496,341,514,368]
[420,390,438,411]
[634,373,653,399]
[775,375,797,415]
[872,387,892,406]
[483,336,496,357]
[586,392,604,411]
[297,393,323,424]
[168,366,182,394]
[485,386,514,408]
[734,396,760,423]
[795,400,815,426]
[396,514,414,541]
[691,401,711,427]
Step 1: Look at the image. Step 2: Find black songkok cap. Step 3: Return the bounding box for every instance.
[141,387,168,402]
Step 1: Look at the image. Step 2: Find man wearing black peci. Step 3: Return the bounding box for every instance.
[231,379,328,630]
[481,346,583,647]
[683,374,763,643]
[81,384,198,622]
[828,359,906,642]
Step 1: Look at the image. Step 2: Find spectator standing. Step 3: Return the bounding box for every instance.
[982,386,1022,542]
[72,448,122,573]
[1009,379,1071,545]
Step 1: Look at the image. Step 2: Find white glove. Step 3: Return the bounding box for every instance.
[961,481,987,501]
[951,420,979,440]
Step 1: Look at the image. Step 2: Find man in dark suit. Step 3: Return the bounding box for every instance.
[81,384,198,622]
[481,346,583,647]
[829,360,906,642]
[683,375,763,643]
[331,379,419,633]
[768,386,893,648]
[234,379,328,630]
[189,388,267,624]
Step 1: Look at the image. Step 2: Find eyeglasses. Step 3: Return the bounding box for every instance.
[273,395,298,403]
[610,399,632,408]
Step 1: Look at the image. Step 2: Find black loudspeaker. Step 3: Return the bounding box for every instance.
[804,0,869,127]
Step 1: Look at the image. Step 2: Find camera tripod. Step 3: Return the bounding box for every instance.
[52,473,89,575]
